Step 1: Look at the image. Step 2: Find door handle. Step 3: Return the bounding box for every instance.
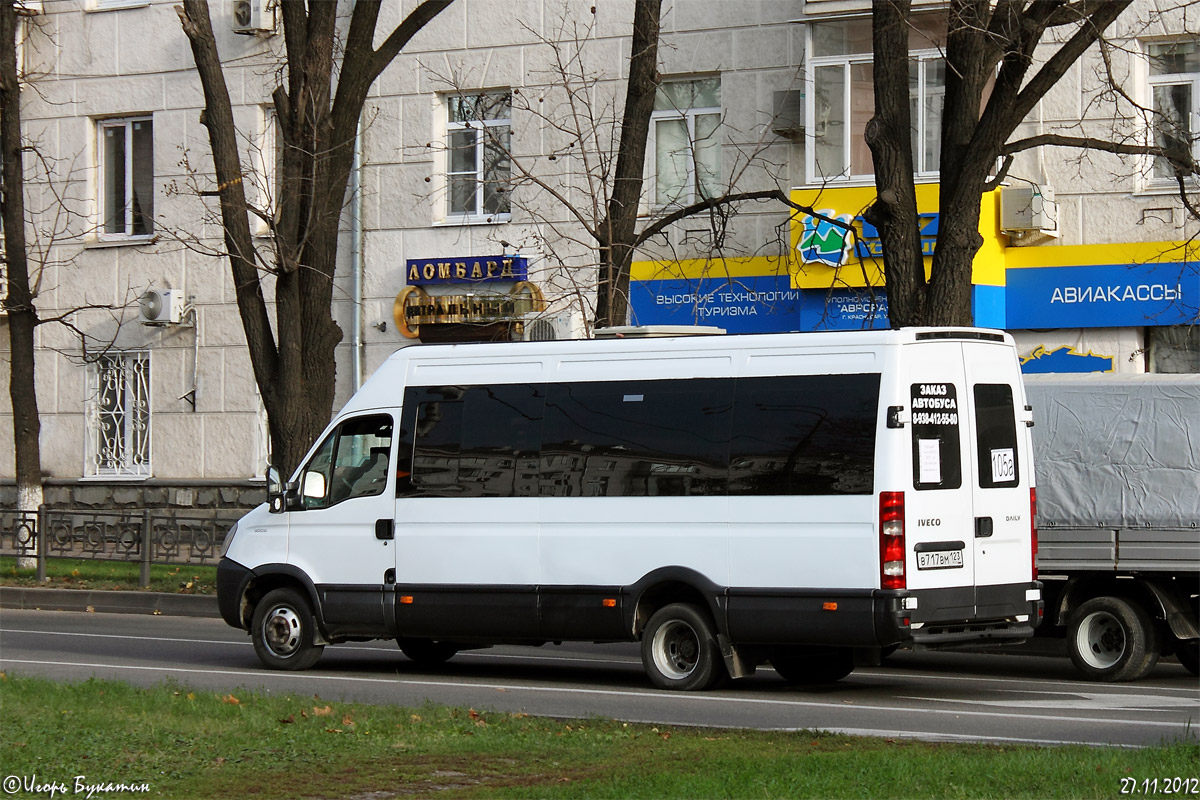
[975,517,993,538]
[375,518,395,540]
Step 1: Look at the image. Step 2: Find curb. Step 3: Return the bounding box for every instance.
[0,586,219,618]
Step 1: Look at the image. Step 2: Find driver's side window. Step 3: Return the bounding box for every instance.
[301,415,394,510]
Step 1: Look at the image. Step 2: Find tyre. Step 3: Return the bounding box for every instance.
[769,646,855,685]
[1067,596,1159,682]
[1174,638,1199,676]
[640,603,727,691]
[398,638,459,665]
[251,588,324,670]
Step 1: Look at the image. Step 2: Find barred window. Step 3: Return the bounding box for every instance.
[86,352,151,477]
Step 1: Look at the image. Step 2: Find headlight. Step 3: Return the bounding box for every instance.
[220,521,239,558]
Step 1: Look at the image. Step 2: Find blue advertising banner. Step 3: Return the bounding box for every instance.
[1006,261,1197,328]
[629,276,889,333]
[405,255,528,285]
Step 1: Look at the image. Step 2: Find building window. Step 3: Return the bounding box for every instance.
[86,351,151,477]
[1148,41,1199,182]
[1147,326,1200,373]
[98,117,154,239]
[651,77,722,206]
[445,91,511,221]
[806,16,945,183]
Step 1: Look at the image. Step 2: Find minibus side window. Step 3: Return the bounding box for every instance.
[541,379,732,498]
[729,374,879,496]
[301,414,393,509]
[973,383,1020,488]
[460,384,544,497]
[410,398,464,495]
[910,382,963,490]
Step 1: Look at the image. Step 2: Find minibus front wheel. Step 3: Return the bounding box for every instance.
[251,587,325,670]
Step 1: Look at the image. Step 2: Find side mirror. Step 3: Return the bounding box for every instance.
[267,465,286,513]
[302,471,327,500]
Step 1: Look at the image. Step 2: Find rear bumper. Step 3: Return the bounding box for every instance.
[908,580,1043,649]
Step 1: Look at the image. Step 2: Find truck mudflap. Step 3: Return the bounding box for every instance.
[907,581,1043,650]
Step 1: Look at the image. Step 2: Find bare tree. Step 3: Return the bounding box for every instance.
[1,0,40,564]
[429,1,821,332]
[867,0,1198,327]
[175,0,453,475]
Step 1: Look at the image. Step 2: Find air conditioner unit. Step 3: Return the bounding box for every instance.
[139,289,185,325]
[232,0,275,35]
[1001,185,1058,235]
[521,314,575,342]
[771,90,805,138]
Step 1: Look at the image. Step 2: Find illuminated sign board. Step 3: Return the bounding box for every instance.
[405,255,528,285]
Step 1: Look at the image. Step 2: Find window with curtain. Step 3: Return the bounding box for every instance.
[445,91,512,221]
[651,77,722,206]
[806,16,946,183]
[98,116,154,239]
[1148,41,1199,183]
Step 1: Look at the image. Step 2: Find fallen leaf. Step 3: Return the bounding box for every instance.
[410,714,422,723]
[342,714,355,726]
[85,606,95,613]
[222,694,240,705]
[313,705,333,717]
[279,715,295,724]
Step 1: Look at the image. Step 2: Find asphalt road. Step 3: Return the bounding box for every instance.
[1,608,1196,749]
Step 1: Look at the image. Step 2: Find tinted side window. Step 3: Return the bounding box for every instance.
[460,384,544,497]
[729,374,879,496]
[973,383,1019,488]
[398,386,466,497]
[911,382,962,490]
[541,379,732,497]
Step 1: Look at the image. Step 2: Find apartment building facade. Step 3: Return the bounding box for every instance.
[1,0,1196,507]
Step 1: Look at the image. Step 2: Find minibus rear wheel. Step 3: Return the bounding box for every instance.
[398,638,459,665]
[640,603,726,691]
[251,587,325,670]
[769,646,855,684]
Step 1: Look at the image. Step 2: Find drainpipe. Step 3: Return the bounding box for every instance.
[351,118,365,389]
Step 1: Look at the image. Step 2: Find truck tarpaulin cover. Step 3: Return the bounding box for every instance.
[1023,373,1200,530]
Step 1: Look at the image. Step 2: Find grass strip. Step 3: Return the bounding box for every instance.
[1,673,1195,799]
[0,557,217,594]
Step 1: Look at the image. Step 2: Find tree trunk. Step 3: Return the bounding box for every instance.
[865,0,924,328]
[1,0,43,569]
[595,0,662,329]
[179,0,451,476]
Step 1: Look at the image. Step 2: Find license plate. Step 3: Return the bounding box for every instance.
[917,549,963,570]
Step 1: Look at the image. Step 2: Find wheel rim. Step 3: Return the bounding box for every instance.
[1076,610,1125,669]
[652,619,700,680]
[263,604,303,658]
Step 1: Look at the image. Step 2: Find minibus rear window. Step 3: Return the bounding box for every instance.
[973,383,1020,488]
[911,382,962,490]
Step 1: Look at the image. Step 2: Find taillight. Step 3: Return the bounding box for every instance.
[1030,487,1039,580]
[880,491,906,590]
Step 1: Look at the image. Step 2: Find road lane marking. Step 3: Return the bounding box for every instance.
[899,692,1194,710]
[5,627,1197,695]
[1,657,1193,734]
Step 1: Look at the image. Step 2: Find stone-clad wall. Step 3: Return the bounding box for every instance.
[0,482,266,515]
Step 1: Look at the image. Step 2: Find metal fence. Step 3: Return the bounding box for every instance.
[1,507,240,586]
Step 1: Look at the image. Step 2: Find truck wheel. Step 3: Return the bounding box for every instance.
[1067,596,1159,682]
[398,638,459,665]
[640,603,726,691]
[769,646,855,684]
[251,588,324,671]
[1175,639,1199,676]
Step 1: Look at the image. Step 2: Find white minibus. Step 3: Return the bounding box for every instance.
[217,328,1042,689]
